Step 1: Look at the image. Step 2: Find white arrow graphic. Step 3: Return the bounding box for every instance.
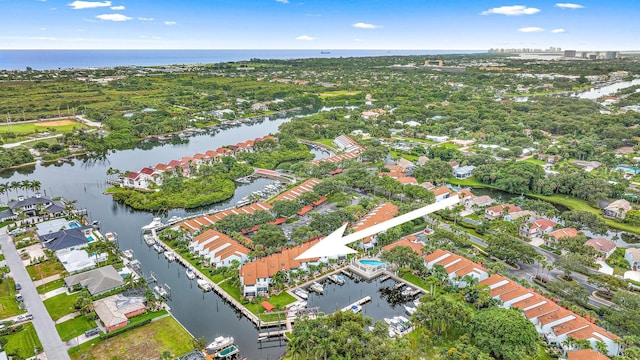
[296,195,460,260]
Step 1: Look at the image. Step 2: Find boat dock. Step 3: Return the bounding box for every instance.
[340,296,372,312]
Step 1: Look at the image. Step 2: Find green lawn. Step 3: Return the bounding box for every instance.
[0,120,89,135]
[43,292,82,320]
[318,90,361,98]
[36,278,66,294]
[26,259,65,281]
[56,315,96,341]
[447,177,493,188]
[438,142,462,149]
[69,316,193,360]
[1,322,42,359]
[523,158,546,165]
[400,272,429,290]
[313,138,337,149]
[0,277,25,319]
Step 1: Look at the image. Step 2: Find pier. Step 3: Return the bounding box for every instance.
[340,296,372,312]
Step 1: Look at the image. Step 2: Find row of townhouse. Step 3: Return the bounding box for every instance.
[172,202,273,235]
[352,202,399,250]
[332,135,365,153]
[424,249,620,357]
[273,178,322,202]
[123,135,276,189]
[188,229,250,267]
[311,150,360,165]
[481,274,620,357]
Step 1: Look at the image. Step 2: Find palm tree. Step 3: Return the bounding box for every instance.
[31,180,42,194]
[595,341,608,355]
[10,181,21,197]
[20,180,31,196]
[0,183,9,204]
[563,337,577,353]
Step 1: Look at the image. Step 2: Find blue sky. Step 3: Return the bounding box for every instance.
[0,0,637,50]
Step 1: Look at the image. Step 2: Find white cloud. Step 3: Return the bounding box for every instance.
[40,27,47,31]
[275,0,289,3]
[518,26,544,32]
[353,22,382,29]
[110,5,125,10]
[555,3,584,9]
[551,28,566,33]
[164,21,176,25]
[481,5,540,16]
[96,13,132,21]
[138,17,154,21]
[68,1,112,10]
[296,35,316,41]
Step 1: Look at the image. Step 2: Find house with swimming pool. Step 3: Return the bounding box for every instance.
[36,218,100,251]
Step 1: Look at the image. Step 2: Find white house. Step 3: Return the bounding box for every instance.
[452,165,475,179]
[625,248,640,271]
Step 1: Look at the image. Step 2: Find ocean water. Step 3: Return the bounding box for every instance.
[0,49,483,71]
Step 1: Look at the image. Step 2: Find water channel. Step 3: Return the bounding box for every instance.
[576,78,640,100]
[0,116,413,359]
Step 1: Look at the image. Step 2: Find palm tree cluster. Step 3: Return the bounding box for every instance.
[0,180,42,203]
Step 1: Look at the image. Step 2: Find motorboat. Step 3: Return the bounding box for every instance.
[142,217,162,231]
[153,243,164,253]
[143,234,156,246]
[197,279,212,292]
[404,305,417,315]
[309,282,323,294]
[205,336,234,354]
[104,232,118,242]
[164,251,176,262]
[329,274,345,285]
[293,288,309,300]
[186,268,196,280]
[122,249,134,260]
[216,344,239,358]
[350,305,362,314]
[153,285,168,299]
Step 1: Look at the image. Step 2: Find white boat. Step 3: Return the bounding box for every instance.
[164,251,176,262]
[404,305,417,316]
[216,344,239,359]
[401,286,414,296]
[205,336,234,354]
[350,305,362,314]
[105,232,117,242]
[293,288,309,300]
[186,268,196,280]
[122,249,134,260]
[143,234,156,246]
[154,285,168,299]
[153,243,164,253]
[197,279,212,292]
[329,274,345,285]
[168,216,183,223]
[309,282,323,294]
[142,217,163,231]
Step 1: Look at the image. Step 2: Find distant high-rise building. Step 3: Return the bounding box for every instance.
[605,51,619,59]
[564,50,576,58]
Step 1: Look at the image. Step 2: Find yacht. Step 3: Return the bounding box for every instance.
[153,285,168,299]
[122,249,134,260]
[186,268,196,280]
[293,288,309,300]
[143,234,156,246]
[164,250,176,262]
[142,217,163,231]
[205,336,234,354]
[404,305,417,315]
[309,282,324,294]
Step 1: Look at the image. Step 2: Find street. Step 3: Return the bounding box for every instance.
[0,227,71,360]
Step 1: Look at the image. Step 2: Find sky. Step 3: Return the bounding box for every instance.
[0,0,637,50]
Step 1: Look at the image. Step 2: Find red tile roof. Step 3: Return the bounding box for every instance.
[567,349,610,360]
[585,238,616,254]
[352,202,399,243]
[274,178,322,202]
[548,228,579,239]
[381,235,423,255]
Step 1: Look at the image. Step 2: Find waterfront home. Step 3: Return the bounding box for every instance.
[484,203,522,220]
[64,265,124,295]
[173,202,273,234]
[504,210,537,221]
[519,218,557,238]
[625,248,640,271]
[423,249,489,287]
[188,229,249,267]
[603,199,632,219]
[452,165,475,179]
[456,189,474,205]
[56,249,97,274]
[39,225,94,251]
[353,202,399,250]
[468,195,494,209]
[239,238,341,297]
[273,178,322,202]
[1,194,66,222]
[585,238,617,259]
[94,294,146,333]
[481,274,620,356]
[123,171,150,189]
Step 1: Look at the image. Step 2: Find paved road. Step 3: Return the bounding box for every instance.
[0,228,71,360]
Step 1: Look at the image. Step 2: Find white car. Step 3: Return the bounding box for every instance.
[15,313,33,322]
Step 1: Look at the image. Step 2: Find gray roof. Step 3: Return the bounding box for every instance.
[40,227,92,251]
[8,196,53,210]
[36,218,69,237]
[0,209,16,221]
[64,265,124,295]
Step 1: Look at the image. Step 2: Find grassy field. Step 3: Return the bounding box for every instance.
[0,277,25,319]
[36,278,66,294]
[318,90,361,98]
[0,119,89,135]
[1,322,42,359]
[68,316,194,360]
[43,292,82,321]
[313,138,337,149]
[56,315,96,341]
[26,259,65,281]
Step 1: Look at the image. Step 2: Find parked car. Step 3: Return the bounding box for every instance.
[14,283,21,291]
[15,294,23,302]
[84,328,101,337]
[15,313,33,322]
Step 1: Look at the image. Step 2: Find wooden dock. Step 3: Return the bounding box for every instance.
[340,296,372,312]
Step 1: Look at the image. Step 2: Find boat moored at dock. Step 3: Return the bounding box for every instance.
[215,344,239,359]
[153,243,164,253]
[186,268,196,280]
[293,288,309,300]
[205,336,235,355]
[104,232,118,242]
[197,279,212,292]
[143,234,156,246]
[309,282,324,294]
[164,250,176,262]
[122,249,134,260]
[329,274,345,285]
[142,217,163,231]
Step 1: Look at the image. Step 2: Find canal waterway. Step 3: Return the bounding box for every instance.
[0,117,311,359]
[576,78,640,100]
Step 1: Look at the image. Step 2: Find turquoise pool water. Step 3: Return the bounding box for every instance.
[615,166,640,174]
[87,236,96,242]
[68,220,82,229]
[359,259,387,267]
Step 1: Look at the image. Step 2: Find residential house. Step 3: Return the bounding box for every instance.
[567,349,610,360]
[64,265,124,295]
[423,249,489,287]
[547,227,579,240]
[603,199,632,219]
[453,165,476,179]
[572,160,602,172]
[332,135,363,153]
[188,229,249,267]
[3,194,66,221]
[380,235,424,256]
[397,158,415,172]
[520,218,557,238]
[432,186,452,202]
[311,151,360,165]
[39,225,94,251]
[173,202,273,234]
[274,178,322,202]
[123,171,149,189]
[585,238,617,259]
[94,295,146,333]
[625,248,640,271]
[456,189,475,205]
[353,202,399,250]
[481,274,620,357]
[469,195,494,209]
[504,210,537,221]
[485,204,522,220]
[56,249,97,274]
[425,135,449,143]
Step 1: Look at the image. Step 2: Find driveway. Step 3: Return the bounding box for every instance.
[0,228,71,360]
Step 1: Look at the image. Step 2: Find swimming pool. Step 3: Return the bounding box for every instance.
[359,259,387,267]
[86,236,96,242]
[615,166,640,174]
[68,220,82,229]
